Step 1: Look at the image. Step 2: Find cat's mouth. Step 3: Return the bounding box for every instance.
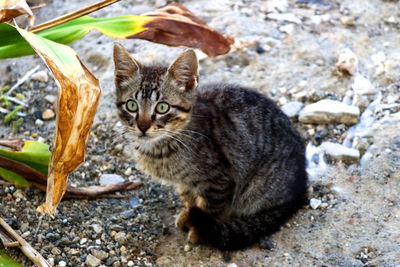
[138,133,151,139]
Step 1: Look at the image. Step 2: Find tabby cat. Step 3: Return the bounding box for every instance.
[113,43,308,250]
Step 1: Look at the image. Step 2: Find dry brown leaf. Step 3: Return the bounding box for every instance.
[131,2,234,57]
[15,27,101,216]
[0,0,35,26]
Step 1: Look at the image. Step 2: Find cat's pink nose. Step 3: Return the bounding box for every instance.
[137,118,151,134]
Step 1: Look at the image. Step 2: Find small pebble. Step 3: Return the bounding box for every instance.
[114,232,128,245]
[320,203,329,209]
[99,174,125,185]
[283,252,290,257]
[45,94,57,104]
[340,16,355,26]
[80,238,88,245]
[58,260,66,267]
[336,48,358,75]
[85,254,101,267]
[42,109,55,120]
[51,247,61,255]
[124,168,132,176]
[256,45,265,54]
[259,237,274,250]
[184,244,192,252]
[31,70,49,83]
[91,224,103,234]
[310,198,322,209]
[31,132,38,138]
[35,119,44,126]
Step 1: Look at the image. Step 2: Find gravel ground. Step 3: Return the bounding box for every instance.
[1,0,400,266]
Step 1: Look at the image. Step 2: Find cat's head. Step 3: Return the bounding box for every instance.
[113,43,198,145]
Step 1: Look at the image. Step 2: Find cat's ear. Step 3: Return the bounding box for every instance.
[113,43,141,90]
[167,49,198,92]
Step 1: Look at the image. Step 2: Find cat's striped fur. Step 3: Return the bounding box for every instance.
[113,43,308,250]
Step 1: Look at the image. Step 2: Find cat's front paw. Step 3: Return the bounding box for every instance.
[175,209,190,231]
[187,227,199,244]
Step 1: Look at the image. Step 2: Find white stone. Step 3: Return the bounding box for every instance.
[99,174,125,185]
[352,73,376,95]
[299,99,360,125]
[360,152,373,167]
[45,95,57,104]
[279,24,295,34]
[80,238,87,245]
[31,70,49,83]
[310,198,322,209]
[58,261,66,267]
[266,13,302,24]
[85,254,101,267]
[35,119,44,126]
[320,142,360,163]
[91,224,103,234]
[281,101,303,119]
[336,48,358,75]
[124,168,132,176]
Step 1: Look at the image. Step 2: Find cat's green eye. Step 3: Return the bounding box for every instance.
[156,102,170,114]
[126,100,138,112]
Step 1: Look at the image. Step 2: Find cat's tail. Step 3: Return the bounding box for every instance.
[188,199,306,251]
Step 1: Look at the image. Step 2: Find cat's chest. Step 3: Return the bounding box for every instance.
[135,151,188,183]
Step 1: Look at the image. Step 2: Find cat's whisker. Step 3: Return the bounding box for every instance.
[161,129,199,144]
[160,131,197,156]
[178,129,209,140]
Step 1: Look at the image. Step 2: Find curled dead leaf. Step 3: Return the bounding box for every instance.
[0,0,35,26]
[132,2,234,57]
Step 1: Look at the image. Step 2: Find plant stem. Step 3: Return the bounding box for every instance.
[30,0,121,33]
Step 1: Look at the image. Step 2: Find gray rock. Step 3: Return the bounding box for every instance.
[320,142,360,163]
[281,101,303,119]
[336,48,358,75]
[91,224,103,234]
[114,232,128,245]
[352,73,376,95]
[99,174,125,185]
[86,254,101,267]
[299,100,360,125]
[45,95,57,104]
[91,249,109,260]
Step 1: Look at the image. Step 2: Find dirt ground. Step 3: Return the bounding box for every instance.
[1,0,400,266]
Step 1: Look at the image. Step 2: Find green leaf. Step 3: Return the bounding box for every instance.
[4,106,22,124]
[0,15,150,59]
[0,251,23,267]
[0,141,50,174]
[0,167,30,187]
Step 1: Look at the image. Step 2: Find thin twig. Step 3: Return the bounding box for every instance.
[6,65,40,96]
[0,139,25,151]
[0,217,51,267]
[30,0,121,33]
[0,107,27,117]
[7,96,28,107]
[0,154,143,198]
[34,215,43,235]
